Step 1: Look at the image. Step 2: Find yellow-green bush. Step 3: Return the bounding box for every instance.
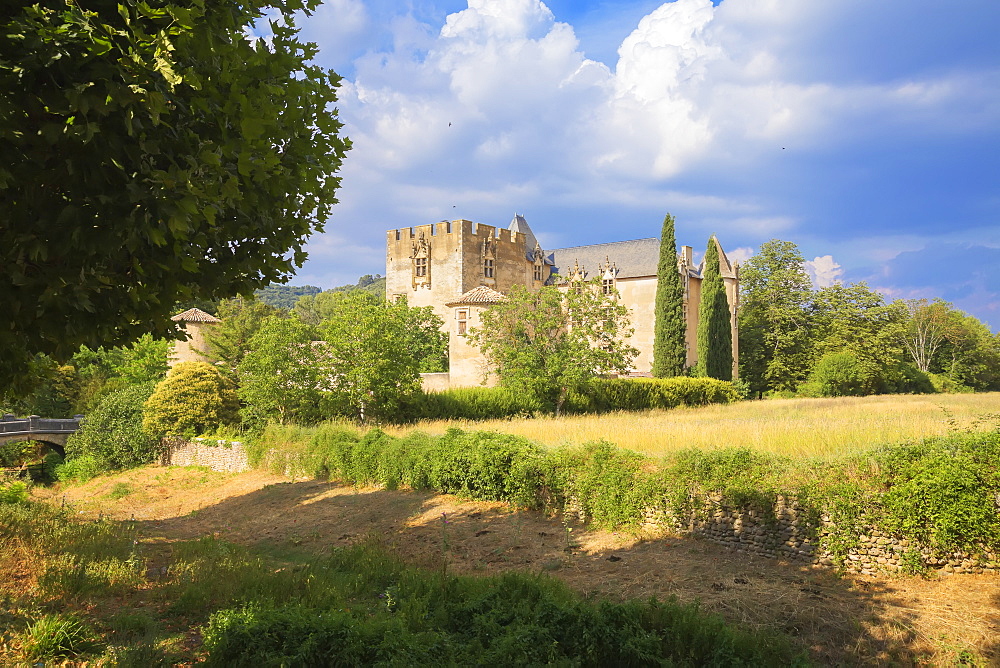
[143,362,238,439]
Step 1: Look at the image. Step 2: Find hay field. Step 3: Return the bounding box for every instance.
[387,392,1000,459]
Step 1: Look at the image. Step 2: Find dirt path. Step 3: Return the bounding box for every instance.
[41,466,1000,665]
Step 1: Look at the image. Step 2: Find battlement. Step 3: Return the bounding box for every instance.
[387,219,524,246]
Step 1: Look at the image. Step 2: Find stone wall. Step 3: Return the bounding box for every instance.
[569,492,1000,575]
[160,438,250,473]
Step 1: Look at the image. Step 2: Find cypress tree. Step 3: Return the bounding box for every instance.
[696,237,734,380]
[652,213,686,377]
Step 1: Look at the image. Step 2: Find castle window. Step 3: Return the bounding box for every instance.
[602,278,615,295]
[534,264,543,281]
[484,258,495,278]
[456,309,468,336]
[415,257,428,277]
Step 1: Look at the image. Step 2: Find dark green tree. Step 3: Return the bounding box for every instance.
[652,214,686,377]
[737,239,814,395]
[695,238,733,381]
[0,1,349,390]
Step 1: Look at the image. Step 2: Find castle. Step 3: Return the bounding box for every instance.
[386,215,739,389]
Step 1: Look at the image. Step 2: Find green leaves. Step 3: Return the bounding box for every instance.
[0,0,349,389]
[471,283,638,415]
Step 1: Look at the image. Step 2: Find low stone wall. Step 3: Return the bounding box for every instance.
[419,372,452,392]
[160,438,250,473]
[570,492,1000,575]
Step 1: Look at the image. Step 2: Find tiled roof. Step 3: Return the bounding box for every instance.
[171,307,221,323]
[446,285,508,306]
[548,238,660,280]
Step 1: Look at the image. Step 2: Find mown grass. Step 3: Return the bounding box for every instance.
[385,393,1000,458]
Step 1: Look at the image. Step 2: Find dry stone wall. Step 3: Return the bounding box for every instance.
[160,438,249,473]
[569,492,1000,575]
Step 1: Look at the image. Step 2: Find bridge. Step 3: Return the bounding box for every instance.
[0,414,84,454]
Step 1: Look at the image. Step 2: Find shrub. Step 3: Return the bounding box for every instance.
[399,377,738,423]
[404,387,540,421]
[801,351,872,397]
[0,480,29,504]
[64,381,158,474]
[143,362,239,439]
[927,373,974,394]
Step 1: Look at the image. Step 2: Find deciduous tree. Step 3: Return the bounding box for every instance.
[0,0,349,390]
[737,239,814,395]
[652,214,686,377]
[471,283,638,415]
[317,293,431,422]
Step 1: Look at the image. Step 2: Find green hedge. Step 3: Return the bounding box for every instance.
[251,422,1000,561]
[404,377,739,422]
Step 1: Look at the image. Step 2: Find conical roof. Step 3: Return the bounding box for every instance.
[171,307,221,323]
[508,213,538,254]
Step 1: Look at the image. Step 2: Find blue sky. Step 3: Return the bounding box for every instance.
[284,0,1000,331]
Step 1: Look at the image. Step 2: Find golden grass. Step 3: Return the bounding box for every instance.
[386,392,1000,459]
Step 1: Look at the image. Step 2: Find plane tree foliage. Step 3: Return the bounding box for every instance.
[0,0,349,390]
[471,283,638,416]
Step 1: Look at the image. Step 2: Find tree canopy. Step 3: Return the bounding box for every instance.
[471,283,638,415]
[0,0,349,389]
[737,239,813,394]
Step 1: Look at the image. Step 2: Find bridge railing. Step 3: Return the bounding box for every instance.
[0,414,84,435]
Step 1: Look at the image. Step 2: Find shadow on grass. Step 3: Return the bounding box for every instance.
[121,473,1000,666]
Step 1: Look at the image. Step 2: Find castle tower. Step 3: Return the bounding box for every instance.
[167,308,220,371]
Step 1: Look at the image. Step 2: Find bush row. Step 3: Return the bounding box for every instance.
[251,423,1000,559]
[404,376,740,421]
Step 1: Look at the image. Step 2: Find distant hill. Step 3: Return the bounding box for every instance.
[328,274,385,298]
[254,284,322,309]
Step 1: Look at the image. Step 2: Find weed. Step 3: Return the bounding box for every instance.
[108,482,134,500]
[20,612,99,662]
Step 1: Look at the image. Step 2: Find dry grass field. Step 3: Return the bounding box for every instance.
[386,392,1000,459]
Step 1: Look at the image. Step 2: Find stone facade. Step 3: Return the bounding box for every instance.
[386,215,740,389]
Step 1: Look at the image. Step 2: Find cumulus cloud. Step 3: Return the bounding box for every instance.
[804,255,844,288]
[291,0,999,329]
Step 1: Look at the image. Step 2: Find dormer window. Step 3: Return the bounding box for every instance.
[534,264,543,281]
[415,257,427,277]
[602,277,614,295]
[484,258,495,278]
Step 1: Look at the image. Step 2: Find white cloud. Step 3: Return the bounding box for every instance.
[805,255,844,288]
[291,0,1000,327]
[727,246,754,265]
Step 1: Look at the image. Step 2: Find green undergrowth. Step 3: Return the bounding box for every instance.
[0,489,804,666]
[250,422,1000,563]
